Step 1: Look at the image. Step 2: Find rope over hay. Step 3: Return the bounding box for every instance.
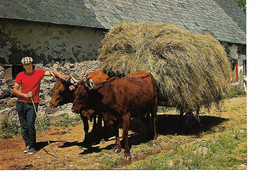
[98,22,232,113]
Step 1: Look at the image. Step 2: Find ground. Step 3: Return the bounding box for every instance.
[0,97,247,170]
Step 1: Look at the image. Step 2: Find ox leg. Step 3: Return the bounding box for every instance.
[151,108,158,140]
[80,113,90,146]
[122,113,131,160]
[185,111,194,128]
[97,115,106,143]
[92,115,97,133]
[97,115,102,132]
[177,107,185,127]
[91,115,100,143]
[92,114,106,144]
[113,120,121,153]
[143,114,152,139]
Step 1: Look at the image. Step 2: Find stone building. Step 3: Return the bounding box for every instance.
[0,0,246,122]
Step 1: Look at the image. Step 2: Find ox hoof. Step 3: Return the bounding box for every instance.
[100,139,106,144]
[114,148,121,153]
[125,155,132,161]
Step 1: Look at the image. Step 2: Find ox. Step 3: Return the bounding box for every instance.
[72,71,158,160]
[49,70,109,145]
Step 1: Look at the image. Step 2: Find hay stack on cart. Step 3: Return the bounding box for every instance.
[98,22,232,116]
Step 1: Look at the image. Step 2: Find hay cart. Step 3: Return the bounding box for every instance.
[98,22,232,127]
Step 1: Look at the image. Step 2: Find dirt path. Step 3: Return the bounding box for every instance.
[0,97,247,170]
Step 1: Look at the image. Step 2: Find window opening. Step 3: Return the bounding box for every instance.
[3,64,35,80]
[12,65,24,80]
[243,60,247,76]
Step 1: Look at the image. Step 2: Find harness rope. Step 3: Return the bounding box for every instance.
[30,95,59,158]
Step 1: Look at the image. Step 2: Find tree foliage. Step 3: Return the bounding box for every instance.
[234,0,246,12]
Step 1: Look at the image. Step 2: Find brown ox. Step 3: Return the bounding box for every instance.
[49,70,109,145]
[72,71,158,160]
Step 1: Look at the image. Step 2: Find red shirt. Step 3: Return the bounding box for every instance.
[15,70,45,103]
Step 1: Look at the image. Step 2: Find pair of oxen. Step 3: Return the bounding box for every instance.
[49,70,158,160]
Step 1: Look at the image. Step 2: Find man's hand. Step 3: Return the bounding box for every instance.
[28,92,33,98]
[46,71,67,81]
[13,83,33,99]
[58,74,67,81]
[23,92,33,98]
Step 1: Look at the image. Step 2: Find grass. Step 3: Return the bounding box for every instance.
[0,118,19,139]
[0,96,247,170]
[158,106,175,113]
[0,113,82,139]
[229,87,247,98]
[53,113,82,127]
[112,96,247,169]
[36,115,51,131]
[126,127,246,169]
[122,137,246,169]
[157,87,246,114]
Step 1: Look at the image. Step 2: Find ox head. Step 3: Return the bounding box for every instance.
[49,74,79,107]
[71,77,95,113]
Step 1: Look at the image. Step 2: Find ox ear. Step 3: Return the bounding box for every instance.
[88,79,95,89]
[69,85,76,91]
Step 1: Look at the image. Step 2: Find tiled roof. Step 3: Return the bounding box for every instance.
[0,0,246,44]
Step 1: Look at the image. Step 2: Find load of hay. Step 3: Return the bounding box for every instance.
[98,22,232,114]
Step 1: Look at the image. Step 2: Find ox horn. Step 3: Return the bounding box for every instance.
[70,74,79,83]
[81,68,87,80]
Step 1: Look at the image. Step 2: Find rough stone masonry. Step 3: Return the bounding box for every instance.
[0,61,101,126]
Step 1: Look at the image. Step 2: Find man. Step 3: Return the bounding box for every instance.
[12,56,66,155]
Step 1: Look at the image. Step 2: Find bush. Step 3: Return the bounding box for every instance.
[0,118,20,139]
[229,88,247,98]
[158,106,175,113]
[0,113,83,139]
[54,114,82,127]
[36,116,51,131]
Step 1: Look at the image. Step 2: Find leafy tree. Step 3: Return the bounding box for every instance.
[234,0,246,13]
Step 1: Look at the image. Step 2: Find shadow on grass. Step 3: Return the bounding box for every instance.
[58,114,228,155]
[35,140,63,158]
[58,139,117,155]
[156,114,228,136]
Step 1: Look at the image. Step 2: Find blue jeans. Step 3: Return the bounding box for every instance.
[16,101,38,148]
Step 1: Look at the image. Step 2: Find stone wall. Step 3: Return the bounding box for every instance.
[0,60,101,126]
[0,19,106,64]
[0,19,106,125]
